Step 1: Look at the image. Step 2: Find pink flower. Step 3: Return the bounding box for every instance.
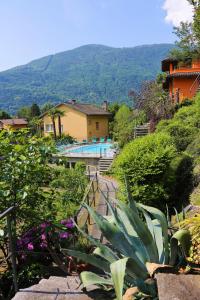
[41,233,46,241]
[40,241,47,249]
[59,232,69,239]
[27,243,34,250]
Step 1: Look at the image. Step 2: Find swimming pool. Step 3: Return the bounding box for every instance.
[59,142,115,157]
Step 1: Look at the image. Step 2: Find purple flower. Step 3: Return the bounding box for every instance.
[27,243,34,250]
[66,222,74,229]
[59,232,69,239]
[40,241,47,249]
[41,233,46,241]
[40,222,50,229]
[61,219,74,229]
[21,254,27,261]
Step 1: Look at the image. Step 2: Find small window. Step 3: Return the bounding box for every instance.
[89,120,92,125]
[96,122,99,130]
[45,124,53,132]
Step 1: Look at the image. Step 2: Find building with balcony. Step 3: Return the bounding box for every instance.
[162,58,200,103]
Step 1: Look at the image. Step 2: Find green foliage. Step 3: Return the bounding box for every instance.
[0,110,11,119]
[164,154,193,211]
[157,120,198,151]
[112,104,146,147]
[156,98,200,151]
[40,102,55,114]
[50,163,87,220]
[64,197,191,300]
[17,105,31,120]
[0,44,174,113]
[113,132,177,210]
[170,1,200,60]
[56,133,76,145]
[30,103,41,118]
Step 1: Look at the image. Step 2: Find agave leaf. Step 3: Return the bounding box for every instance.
[85,203,148,275]
[118,201,159,263]
[93,247,117,264]
[110,258,129,300]
[140,208,155,240]
[152,220,165,264]
[73,220,119,263]
[173,207,181,229]
[62,249,110,273]
[80,271,113,289]
[170,229,191,266]
[116,207,148,264]
[101,190,147,263]
[138,203,169,264]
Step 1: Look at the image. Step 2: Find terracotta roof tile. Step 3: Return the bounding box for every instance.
[0,118,28,125]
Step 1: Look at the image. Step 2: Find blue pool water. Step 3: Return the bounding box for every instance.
[66,143,112,154]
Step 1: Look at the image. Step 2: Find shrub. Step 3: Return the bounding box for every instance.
[157,120,198,151]
[113,132,177,210]
[163,154,193,212]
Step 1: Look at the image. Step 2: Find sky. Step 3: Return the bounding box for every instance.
[0,0,194,71]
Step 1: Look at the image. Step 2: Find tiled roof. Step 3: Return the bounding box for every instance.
[0,118,28,125]
[63,103,111,116]
[41,102,111,117]
[167,72,200,78]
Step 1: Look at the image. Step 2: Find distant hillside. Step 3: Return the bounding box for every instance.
[0,44,173,113]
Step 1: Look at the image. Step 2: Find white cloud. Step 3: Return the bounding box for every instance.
[163,0,193,26]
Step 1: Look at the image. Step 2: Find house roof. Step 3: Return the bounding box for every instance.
[41,102,111,117]
[167,72,200,78]
[0,118,28,125]
[162,57,178,72]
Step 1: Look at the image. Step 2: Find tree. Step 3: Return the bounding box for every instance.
[41,102,54,114]
[17,106,31,120]
[56,110,65,138]
[29,117,43,136]
[30,103,41,118]
[134,81,173,130]
[48,108,57,139]
[0,110,11,119]
[112,104,145,147]
[170,0,200,60]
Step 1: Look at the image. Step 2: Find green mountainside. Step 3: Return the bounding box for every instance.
[0,44,173,113]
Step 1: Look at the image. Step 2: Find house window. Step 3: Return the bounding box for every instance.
[45,124,53,132]
[96,122,99,130]
[89,120,92,125]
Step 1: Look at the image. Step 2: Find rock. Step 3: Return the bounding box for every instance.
[155,273,200,300]
[123,287,138,300]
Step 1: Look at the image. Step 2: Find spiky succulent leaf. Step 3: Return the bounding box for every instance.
[80,271,113,289]
[110,258,129,300]
[117,201,159,263]
[170,229,191,265]
[138,203,169,264]
[85,203,148,274]
[62,249,110,273]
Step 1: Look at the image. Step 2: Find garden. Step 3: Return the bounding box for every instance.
[0,130,89,299]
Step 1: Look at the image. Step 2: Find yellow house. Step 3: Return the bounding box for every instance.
[42,100,111,141]
[0,118,28,131]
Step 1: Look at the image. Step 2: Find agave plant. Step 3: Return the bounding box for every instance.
[62,194,191,300]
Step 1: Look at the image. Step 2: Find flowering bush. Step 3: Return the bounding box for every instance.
[17,218,76,263]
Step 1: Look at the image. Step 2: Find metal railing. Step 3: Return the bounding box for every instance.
[0,206,18,293]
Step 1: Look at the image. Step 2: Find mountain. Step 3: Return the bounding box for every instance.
[0,44,174,113]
